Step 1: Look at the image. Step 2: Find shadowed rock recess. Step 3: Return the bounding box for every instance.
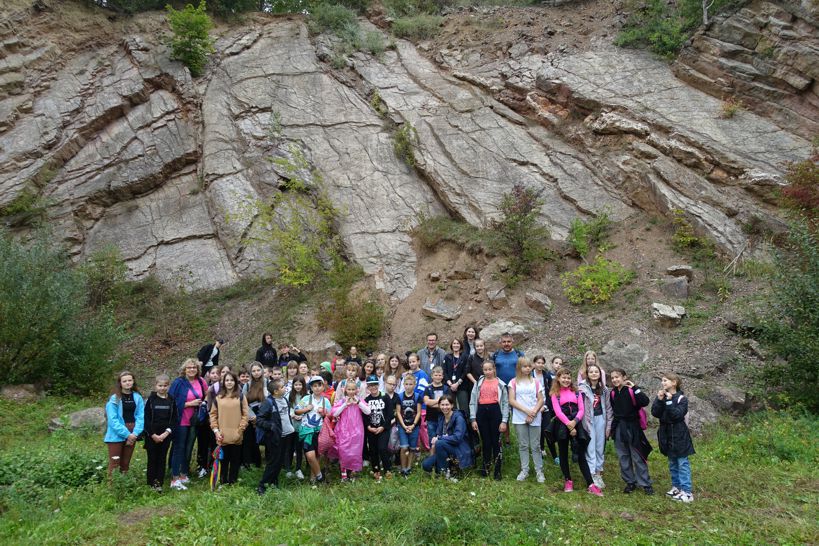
[0,13,813,297]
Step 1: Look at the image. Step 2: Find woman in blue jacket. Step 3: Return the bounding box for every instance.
[422,394,474,478]
[104,370,145,475]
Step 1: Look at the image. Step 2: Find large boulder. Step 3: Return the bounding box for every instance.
[49,407,106,432]
[0,384,44,401]
[600,340,649,372]
[422,298,462,321]
[480,320,530,348]
[652,303,686,327]
[524,290,553,315]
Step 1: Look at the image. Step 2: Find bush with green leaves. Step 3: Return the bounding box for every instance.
[413,215,501,255]
[561,255,635,305]
[391,14,443,40]
[0,230,125,393]
[615,0,742,59]
[317,266,385,352]
[82,244,128,309]
[754,220,819,411]
[0,438,105,489]
[567,210,611,259]
[492,184,552,285]
[393,122,419,166]
[166,0,214,77]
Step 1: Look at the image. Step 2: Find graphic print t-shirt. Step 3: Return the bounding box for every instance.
[399,392,421,426]
[365,394,388,429]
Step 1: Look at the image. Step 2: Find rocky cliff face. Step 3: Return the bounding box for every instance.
[0,2,814,298]
[674,0,818,140]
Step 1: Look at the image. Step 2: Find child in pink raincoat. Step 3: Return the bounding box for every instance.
[331,381,371,481]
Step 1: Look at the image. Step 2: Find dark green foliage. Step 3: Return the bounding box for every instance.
[755,220,819,411]
[317,266,385,352]
[0,230,125,394]
[208,0,257,17]
[492,183,551,285]
[567,210,611,259]
[0,438,105,489]
[391,14,443,40]
[81,244,128,309]
[166,0,214,77]
[308,2,358,34]
[414,216,501,255]
[615,0,745,59]
[382,0,441,17]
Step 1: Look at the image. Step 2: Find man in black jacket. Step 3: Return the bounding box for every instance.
[197,339,225,375]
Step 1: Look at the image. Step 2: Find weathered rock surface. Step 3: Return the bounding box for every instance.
[479,320,530,344]
[667,264,694,282]
[673,0,819,140]
[600,340,649,371]
[524,290,553,315]
[422,298,462,321]
[0,383,43,401]
[652,303,687,327]
[661,275,690,299]
[49,407,106,432]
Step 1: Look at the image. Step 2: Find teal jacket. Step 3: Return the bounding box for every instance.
[104,393,145,443]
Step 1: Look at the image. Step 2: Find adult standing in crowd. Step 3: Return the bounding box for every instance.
[168,358,208,491]
[492,333,523,386]
[418,332,446,375]
[462,325,480,357]
[197,338,225,376]
[255,333,278,368]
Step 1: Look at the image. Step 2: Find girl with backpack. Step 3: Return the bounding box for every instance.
[579,363,612,490]
[104,371,145,477]
[209,371,249,485]
[651,372,695,503]
[549,367,602,496]
[168,359,209,491]
[609,368,653,495]
[242,362,267,469]
[256,378,295,494]
[469,360,509,480]
[509,357,545,483]
[331,380,372,481]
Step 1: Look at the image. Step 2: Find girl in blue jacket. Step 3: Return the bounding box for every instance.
[104,370,145,475]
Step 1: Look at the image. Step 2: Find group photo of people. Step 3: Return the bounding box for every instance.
[103,327,695,503]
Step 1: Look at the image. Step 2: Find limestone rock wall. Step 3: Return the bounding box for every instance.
[0,7,814,298]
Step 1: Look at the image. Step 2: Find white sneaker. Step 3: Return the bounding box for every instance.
[666,486,681,497]
[285,471,293,478]
[536,472,545,484]
[170,480,187,491]
[363,460,370,467]
[180,476,191,484]
[674,491,694,503]
[516,470,529,481]
[197,468,208,479]
[597,474,605,489]
[295,470,305,480]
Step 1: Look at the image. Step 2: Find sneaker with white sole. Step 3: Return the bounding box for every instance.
[666,486,681,497]
[597,474,605,489]
[588,484,603,497]
[180,476,191,484]
[516,470,529,482]
[674,491,694,503]
[197,468,208,479]
[563,480,573,493]
[295,470,305,480]
[170,480,187,491]
[536,472,545,484]
[285,471,293,479]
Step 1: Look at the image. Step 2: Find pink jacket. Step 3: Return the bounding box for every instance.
[551,387,585,426]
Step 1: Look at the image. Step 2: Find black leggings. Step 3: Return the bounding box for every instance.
[220,444,242,484]
[558,437,593,486]
[196,422,215,472]
[366,430,391,472]
[241,425,261,467]
[145,436,172,487]
[476,404,502,471]
[286,430,304,472]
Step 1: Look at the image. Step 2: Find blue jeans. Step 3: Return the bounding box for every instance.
[398,426,420,450]
[171,425,196,477]
[422,440,459,472]
[668,456,692,493]
[426,420,438,448]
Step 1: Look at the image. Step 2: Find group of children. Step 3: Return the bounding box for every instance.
[104,342,695,503]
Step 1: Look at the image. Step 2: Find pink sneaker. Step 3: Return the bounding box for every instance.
[588,484,603,497]
[563,480,573,493]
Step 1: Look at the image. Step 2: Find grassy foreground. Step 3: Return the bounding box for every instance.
[0,398,816,545]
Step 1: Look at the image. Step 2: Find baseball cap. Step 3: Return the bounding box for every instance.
[366,375,379,385]
[308,375,324,385]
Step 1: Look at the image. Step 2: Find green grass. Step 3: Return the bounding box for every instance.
[413,215,502,256]
[0,402,816,544]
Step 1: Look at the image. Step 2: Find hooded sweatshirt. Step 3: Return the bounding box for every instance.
[255,336,278,368]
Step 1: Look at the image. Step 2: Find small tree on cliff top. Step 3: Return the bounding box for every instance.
[166,0,214,78]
